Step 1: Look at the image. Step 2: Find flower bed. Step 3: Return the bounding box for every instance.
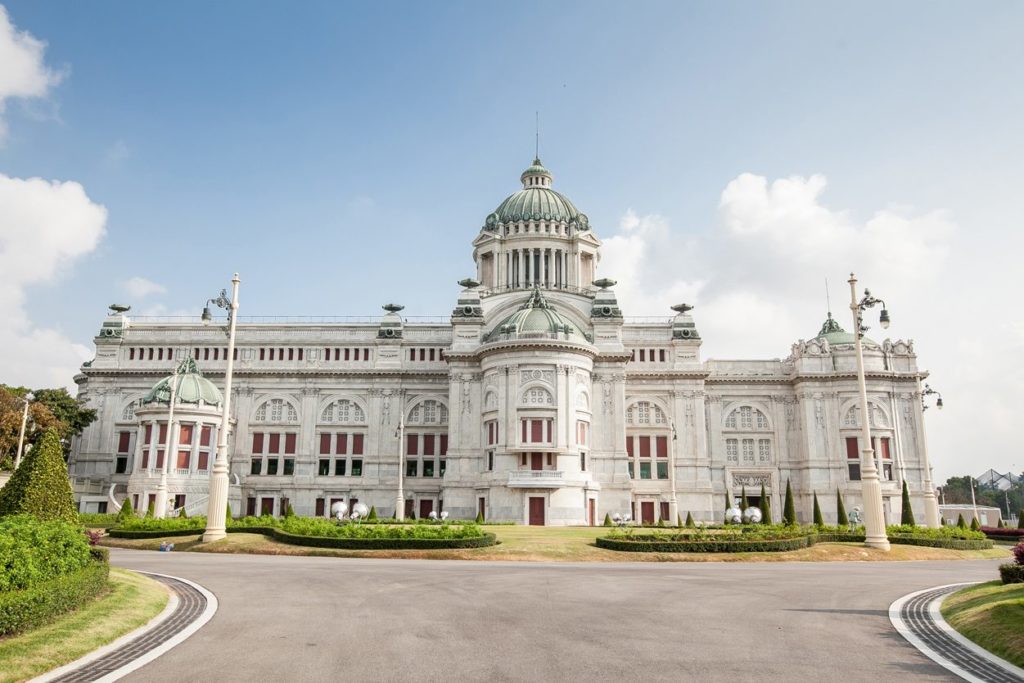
[270,528,497,550]
[999,542,1024,584]
[597,526,813,553]
[982,527,1024,542]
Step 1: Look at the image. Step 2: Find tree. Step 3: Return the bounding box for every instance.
[970,516,981,531]
[178,507,188,519]
[603,512,613,527]
[117,496,134,522]
[997,518,1004,529]
[724,489,732,517]
[0,385,61,467]
[684,511,695,527]
[285,503,296,518]
[956,513,967,529]
[1019,510,1024,529]
[812,492,824,527]
[145,502,154,518]
[836,489,849,526]
[783,479,796,526]
[226,503,232,523]
[475,511,485,524]
[900,481,916,526]
[367,505,377,521]
[741,486,749,510]
[759,484,770,524]
[30,388,97,458]
[0,429,78,523]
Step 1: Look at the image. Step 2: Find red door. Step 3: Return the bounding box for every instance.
[529,497,545,526]
[261,497,274,516]
[478,498,486,519]
[641,501,655,525]
[419,499,434,520]
[405,499,415,519]
[246,497,256,517]
[531,453,543,471]
[588,499,596,526]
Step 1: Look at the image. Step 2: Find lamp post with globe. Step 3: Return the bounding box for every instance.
[13,392,33,470]
[918,382,943,528]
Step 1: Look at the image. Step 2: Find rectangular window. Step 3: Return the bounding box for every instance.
[879,437,892,460]
[250,459,262,475]
[158,423,168,444]
[659,349,666,362]
[656,436,668,458]
[351,459,363,476]
[580,452,586,471]
[626,436,634,458]
[640,461,652,479]
[334,459,346,476]
[521,420,528,443]
[639,349,646,362]
[315,499,325,517]
[246,497,256,517]
[129,348,135,360]
[156,450,165,469]
[846,437,861,480]
[487,451,494,471]
[345,348,351,361]
[336,433,348,455]
[252,432,264,453]
[423,460,435,478]
[409,349,415,361]
[269,348,275,361]
[657,461,668,479]
[628,461,635,478]
[531,420,543,443]
[742,439,754,463]
[352,433,364,455]
[201,426,212,447]
[407,433,418,456]
[439,459,446,476]
[117,431,131,453]
[440,434,448,456]
[283,458,294,475]
[266,458,279,475]
[423,434,436,456]
[429,348,435,361]
[176,450,190,469]
[407,460,418,477]
[288,348,294,361]
[268,433,280,454]
[115,457,128,474]
[639,436,651,458]
[144,424,153,445]
[142,451,149,469]
[319,459,330,476]
[285,433,296,454]
[179,424,193,444]
[419,349,426,361]
[320,433,331,454]
[198,452,209,470]
[298,348,303,361]
[260,348,266,361]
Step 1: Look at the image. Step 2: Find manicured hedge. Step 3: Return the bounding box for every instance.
[596,534,813,553]
[0,559,109,636]
[983,527,1024,542]
[0,515,93,592]
[269,528,497,550]
[814,533,866,543]
[889,536,993,550]
[79,513,119,528]
[107,527,204,539]
[999,564,1024,584]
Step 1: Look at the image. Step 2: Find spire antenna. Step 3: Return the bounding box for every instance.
[535,111,540,161]
[825,277,833,317]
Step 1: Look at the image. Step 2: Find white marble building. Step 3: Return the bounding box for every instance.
[69,158,935,525]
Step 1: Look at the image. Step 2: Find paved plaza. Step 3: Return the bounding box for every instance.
[108,549,1005,681]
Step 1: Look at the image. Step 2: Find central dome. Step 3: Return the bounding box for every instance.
[143,357,223,407]
[483,158,589,231]
[484,288,585,343]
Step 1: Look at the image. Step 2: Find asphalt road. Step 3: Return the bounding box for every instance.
[110,549,1002,682]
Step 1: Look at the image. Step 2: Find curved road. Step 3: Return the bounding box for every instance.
[111,549,1003,681]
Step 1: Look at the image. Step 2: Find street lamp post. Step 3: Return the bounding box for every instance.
[13,392,33,470]
[848,273,891,551]
[918,381,943,528]
[668,419,679,523]
[203,275,240,543]
[395,415,405,520]
[969,476,979,524]
[154,367,182,519]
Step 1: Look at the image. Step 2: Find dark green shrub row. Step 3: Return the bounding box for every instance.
[270,528,497,550]
[0,559,109,636]
[115,516,206,532]
[814,533,867,543]
[278,517,485,540]
[998,564,1024,584]
[107,527,204,539]
[596,534,813,553]
[889,536,993,550]
[886,524,986,541]
[0,515,93,592]
[78,513,119,528]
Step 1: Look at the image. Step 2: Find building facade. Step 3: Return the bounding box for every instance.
[69,158,935,525]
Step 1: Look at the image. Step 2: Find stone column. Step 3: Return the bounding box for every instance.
[555,365,568,449]
[148,419,159,474]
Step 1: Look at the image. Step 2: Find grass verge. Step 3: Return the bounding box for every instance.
[99,526,1011,563]
[941,581,1024,669]
[0,568,169,683]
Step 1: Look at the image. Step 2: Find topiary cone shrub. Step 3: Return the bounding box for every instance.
[475,511,485,524]
[145,503,154,519]
[685,511,695,528]
[997,518,1004,529]
[900,480,915,526]
[116,497,134,522]
[0,429,78,524]
[1018,510,1024,529]
[603,512,613,527]
[367,506,377,521]
[782,479,796,526]
[178,507,188,519]
[970,516,981,531]
[226,503,232,524]
[741,486,749,511]
[957,513,967,529]
[812,492,824,527]
[759,484,770,524]
[285,503,296,518]
[676,513,684,528]
[836,489,849,526]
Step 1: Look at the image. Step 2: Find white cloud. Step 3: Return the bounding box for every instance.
[0,173,107,388]
[103,139,131,165]
[0,5,63,142]
[121,276,166,299]
[597,172,1023,481]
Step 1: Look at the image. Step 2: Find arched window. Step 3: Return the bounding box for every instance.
[626,401,666,425]
[408,399,448,425]
[724,406,770,431]
[576,391,590,411]
[843,403,889,429]
[723,405,772,465]
[320,399,366,424]
[254,398,298,423]
[522,387,554,406]
[122,399,140,422]
[484,391,498,411]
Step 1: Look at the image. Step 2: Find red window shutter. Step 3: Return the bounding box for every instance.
[118,431,131,453]
[845,437,859,459]
[407,433,418,455]
[659,350,666,362]
[440,434,448,455]
[144,424,152,445]
[334,348,340,361]
[337,433,348,454]
[252,432,264,453]
[639,436,651,458]
[419,349,426,361]
[156,450,165,468]
[158,423,168,443]
[179,424,193,444]
[142,451,149,468]
[324,347,330,360]
[315,499,325,516]
[531,420,543,443]
[177,450,190,469]
[423,434,435,456]
[198,452,209,470]
[200,426,212,447]
[298,349,303,361]
[521,420,527,442]
[285,433,297,454]
[639,349,645,361]
[626,437,634,457]
[656,436,668,458]
[129,348,135,360]
[269,433,280,454]
[429,349,435,361]
[260,348,266,361]
[409,349,415,361]
[352,433,364,455]
[546,419,553,441]
[288,348,294,361]
[354,348,361,360]
[881,438,892,460]
[365,349,371,361]
[345,348,351,361]
[320,434,331,454]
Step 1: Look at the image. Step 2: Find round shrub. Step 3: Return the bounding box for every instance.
[0,515,92,592]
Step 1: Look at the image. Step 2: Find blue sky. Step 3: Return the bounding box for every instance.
[0,1,1021,480]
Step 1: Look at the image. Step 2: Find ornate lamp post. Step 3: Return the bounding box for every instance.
[154,364,183,519]
[395,414,406,521]
[848,273,890,550]
[13,392,33,470]
[668,418,679,523]
[918,382,943,527]
[202,275,240,543]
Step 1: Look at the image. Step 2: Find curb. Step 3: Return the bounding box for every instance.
[889,582,1024,683]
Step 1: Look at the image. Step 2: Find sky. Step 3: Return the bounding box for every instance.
[0,1,1021,482]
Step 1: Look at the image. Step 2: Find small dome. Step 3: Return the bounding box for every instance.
[483,158,589,230]
[485,288,582,342]
[814,312,874,346]
[143,357,223,407]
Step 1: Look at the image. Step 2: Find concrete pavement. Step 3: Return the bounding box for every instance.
[110,549,1003,681]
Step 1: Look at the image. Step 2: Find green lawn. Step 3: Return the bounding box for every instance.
[0,568,169,683]
[99,525,1012,563]
[941,581,1024,668]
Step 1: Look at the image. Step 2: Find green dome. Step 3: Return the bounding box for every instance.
[143,357,223,407]
[483,158,590,230]
[814,312,874,346]
[485,289,582,342]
